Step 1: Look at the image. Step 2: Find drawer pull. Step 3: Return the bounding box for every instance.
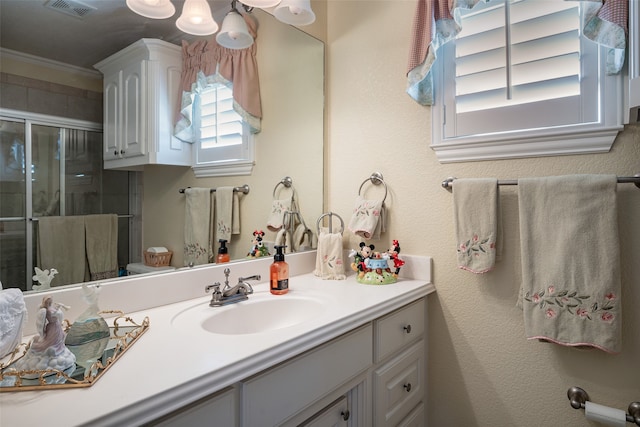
[404,383,412,392]
[403,324,412,334]
[120,149,125,154]
[341,410,350,421]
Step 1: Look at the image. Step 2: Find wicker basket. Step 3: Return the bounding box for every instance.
[143,251,173,267]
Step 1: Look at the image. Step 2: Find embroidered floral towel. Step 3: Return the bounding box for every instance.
[314,227,346,280]
[184,188,212,266]
[348,196,385,240]
[267,199,293,232]
[453,178,498,273]
[518,175,621,353]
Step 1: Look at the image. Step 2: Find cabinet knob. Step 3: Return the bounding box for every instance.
[120,149,125,155]
[341,410,350,421]
[404,383,412,392]
[113,150,118,156]
[403,324,412,334]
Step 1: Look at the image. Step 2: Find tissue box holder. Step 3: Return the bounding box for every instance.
[143,251,173,267]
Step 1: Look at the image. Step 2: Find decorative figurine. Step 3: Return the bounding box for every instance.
[12,296,76,377]
[66,284,110,346]
[31,267,58,291]
[65,285,110,377]
[387,240,405,277]
[349,241,399,285]
[247,230,270,258]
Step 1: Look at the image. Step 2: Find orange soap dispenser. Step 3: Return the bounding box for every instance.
[217,239,230,264]
[270,245,289,295]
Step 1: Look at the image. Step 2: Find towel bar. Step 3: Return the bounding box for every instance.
[568,386,640,425]
[442,174,640,191]
[178,185,250,194]
[317,212,344,235]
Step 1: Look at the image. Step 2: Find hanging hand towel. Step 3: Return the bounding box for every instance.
[267,198,293,232]
[184,188,212,266]
[84,214,118,280]
[314,227,346,280]
[453,178,499,274]
[216,187,237,242]
[37,216,87,286]
[518,174,621,353]
[348,196,385,240]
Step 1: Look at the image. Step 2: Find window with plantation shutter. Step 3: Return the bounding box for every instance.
[193,82,254,177]
[432,0,624,163]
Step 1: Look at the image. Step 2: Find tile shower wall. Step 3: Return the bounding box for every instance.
[0,72,102,123]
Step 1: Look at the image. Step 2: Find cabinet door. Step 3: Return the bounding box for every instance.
[121,60,145,158]
[148,387,237,427]
[299,396,349,427]
[103,72,121,161]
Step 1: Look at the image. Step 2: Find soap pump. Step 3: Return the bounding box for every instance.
[270,245,289,295]
[217,239,230,264]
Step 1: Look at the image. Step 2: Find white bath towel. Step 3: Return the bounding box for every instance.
[37,216,87,286]
[84,214,118,280]
[518,175,621,353]
[452,178,499,274]
[216,187,240,242]
[314,227,346,280]
[347,196,385,240]
[184,188,213,266]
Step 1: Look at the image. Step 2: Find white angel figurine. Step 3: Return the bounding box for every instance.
[32,267,58,291]
[13,297,76,376]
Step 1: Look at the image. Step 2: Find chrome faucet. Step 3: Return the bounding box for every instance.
[205,268,261,307]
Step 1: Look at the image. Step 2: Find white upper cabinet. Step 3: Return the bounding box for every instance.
[95,39,191,170]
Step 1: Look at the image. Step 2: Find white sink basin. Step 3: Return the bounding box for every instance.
[171,292,327,335]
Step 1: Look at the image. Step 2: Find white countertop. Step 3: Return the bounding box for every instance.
[0,252,434,427]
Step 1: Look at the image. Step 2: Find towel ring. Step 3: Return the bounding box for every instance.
[317,212,344,235]
[273,176,294,198]
[358,172,387,204]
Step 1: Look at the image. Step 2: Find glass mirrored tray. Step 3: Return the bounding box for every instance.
[0,311,149,392]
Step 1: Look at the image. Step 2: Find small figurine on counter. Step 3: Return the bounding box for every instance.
[247,230,270,258]
[349,242,375,277]
[31,267,58,291]
[387,239,405,277]
[65,284,110,346]
[12,296,76,377]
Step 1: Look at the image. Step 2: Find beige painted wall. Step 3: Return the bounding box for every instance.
[326,1,640,426]
[143,10,324,263]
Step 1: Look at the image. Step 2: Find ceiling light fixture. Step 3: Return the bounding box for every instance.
[175,0,219,36]
[126,0,175,19]
[127,0,315,46]
[216,0,254,49]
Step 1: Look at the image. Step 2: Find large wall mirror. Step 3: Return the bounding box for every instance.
[0,3,324,293]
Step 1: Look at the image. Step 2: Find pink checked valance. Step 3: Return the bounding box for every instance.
[175,14,262,142]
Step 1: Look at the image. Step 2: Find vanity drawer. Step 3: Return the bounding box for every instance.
[242,324,373,427]
[397,402,425,427]
[373,340,425,427]
[374,298,425,362]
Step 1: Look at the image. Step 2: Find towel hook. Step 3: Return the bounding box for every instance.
[358,172,388,204]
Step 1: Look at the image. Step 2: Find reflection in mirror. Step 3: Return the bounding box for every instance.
[0,8,324,293]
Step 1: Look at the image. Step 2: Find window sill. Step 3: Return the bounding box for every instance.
[192,161,254,178]
[431,125,624,163]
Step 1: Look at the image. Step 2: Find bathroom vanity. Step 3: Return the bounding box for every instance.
[0,252,434,426]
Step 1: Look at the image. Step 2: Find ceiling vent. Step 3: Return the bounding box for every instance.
[44,0,96,19]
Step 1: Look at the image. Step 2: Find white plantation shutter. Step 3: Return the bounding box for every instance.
[432,0,623,163]
[194,82,254,175]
